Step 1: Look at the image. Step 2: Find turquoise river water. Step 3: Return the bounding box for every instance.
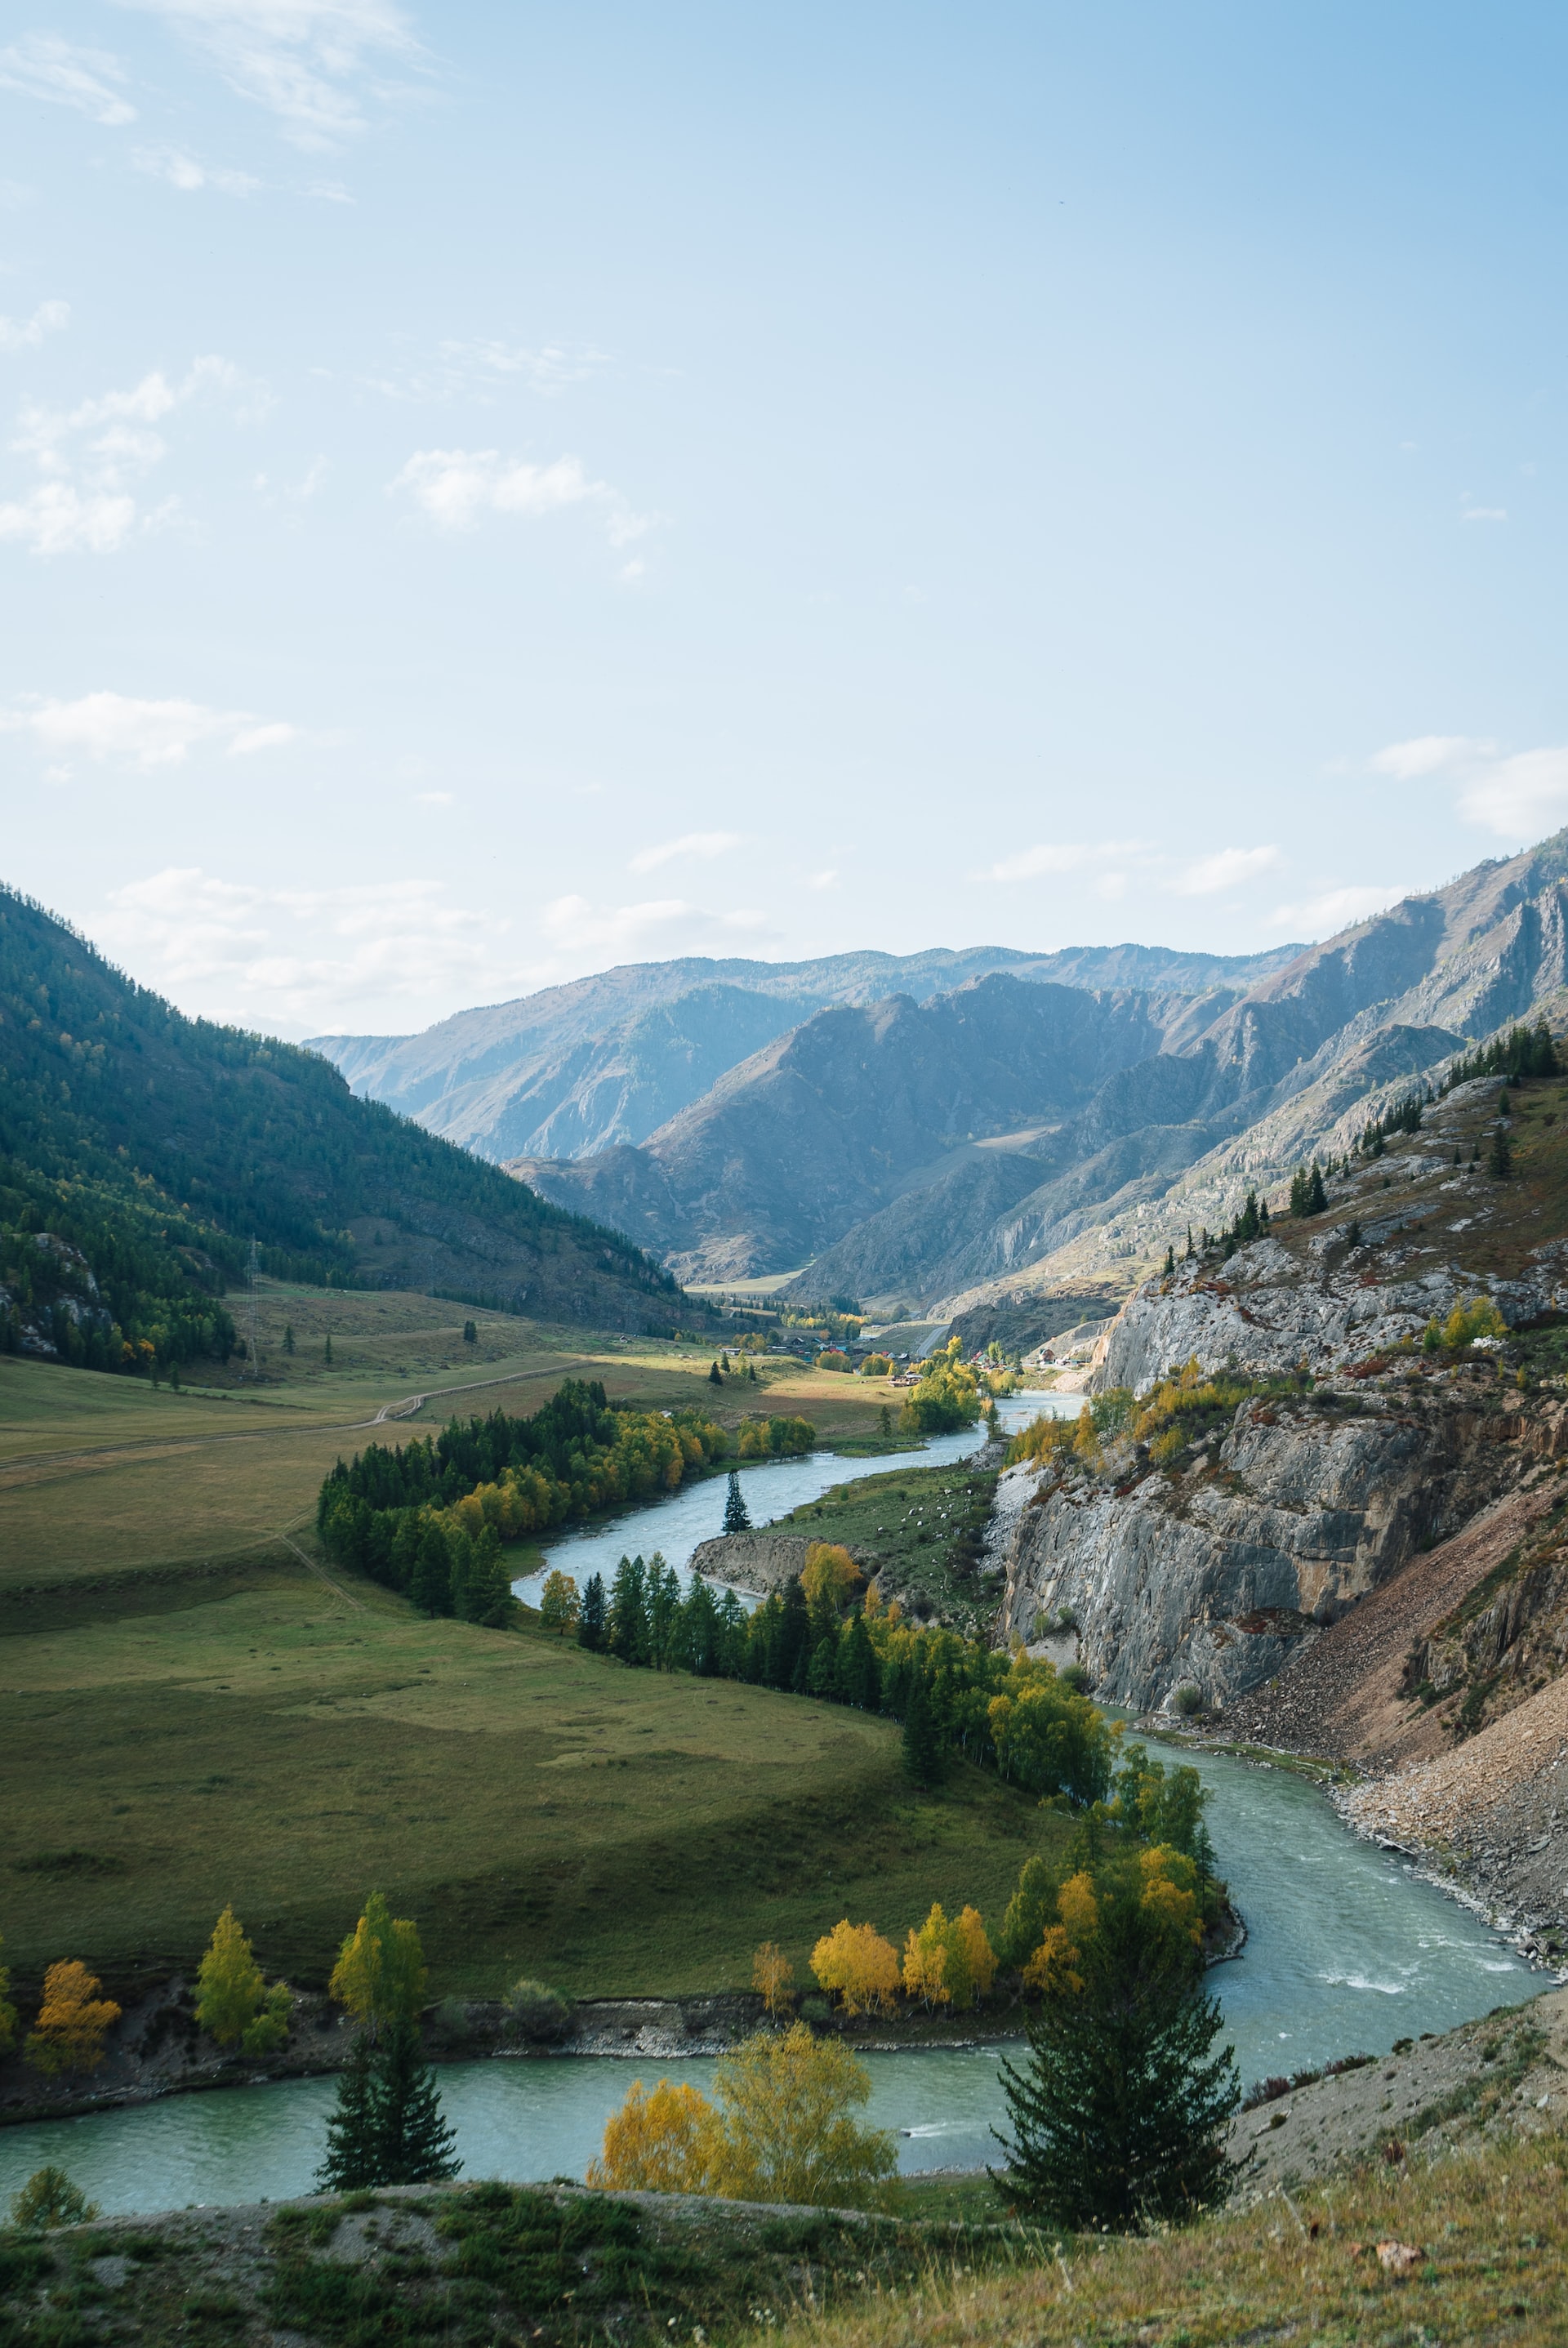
[0,1393,1536,2212]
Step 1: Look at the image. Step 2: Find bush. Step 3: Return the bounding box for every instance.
[1171,1682,1204,1718]
[815,1349,853,1372]
[505,1979,572,2043]
[9,2168,98,2234]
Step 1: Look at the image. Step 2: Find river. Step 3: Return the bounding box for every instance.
[0,1393,1535,2213]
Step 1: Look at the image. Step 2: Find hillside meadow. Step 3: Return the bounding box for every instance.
[0,1281,1056,2003]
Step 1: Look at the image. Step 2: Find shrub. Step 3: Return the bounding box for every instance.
[9,2168,98,2234]
[24,1962,121,2077]
[1171,1682,1204,1718]
[505,1979,572,2043]
[815,1349,853,1372]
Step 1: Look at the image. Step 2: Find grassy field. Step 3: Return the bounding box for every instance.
[0,1286,1058,2004]
[0,1558,1062,2002]
[772,1460,1002,1635]
[0,1281,893,1601]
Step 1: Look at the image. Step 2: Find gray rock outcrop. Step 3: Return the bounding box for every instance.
[688,1532,814,1593]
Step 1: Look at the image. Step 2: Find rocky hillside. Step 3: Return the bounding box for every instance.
[308,939,1295,1165]
[516,830,1568,1307]
[996,1058,1568,1958]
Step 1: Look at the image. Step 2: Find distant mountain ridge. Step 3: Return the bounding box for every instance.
[510,834,1568,1316]
[307,938,1302,1163]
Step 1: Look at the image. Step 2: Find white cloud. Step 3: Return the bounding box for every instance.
[809,868,840,890]
[1370,734,1493,781]
[1459,747,1568,838]
[1267,884,1405,936]
[132,145,260,194]
[1,690,295,768]
[389,446,651,549]
[412,788,452,806]
[1461,500,1507,523]
[98,867,492,1032]
[541,894,772,960]
[0,35,136,125]
[974,840,1143,884]
[1169,844,1281,896]
[629,831,742,875]
[112,0,420,150]
[0,301,69,353]
[1,354,247,553]
[1369,732,1568,839]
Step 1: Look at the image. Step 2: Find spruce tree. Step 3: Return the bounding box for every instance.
[409,1522,452,1616]
[577,1571,607,1651]
[316,2029,381,2192]
[1161,1246,1174,1278]
[1488,1121,1513,1179]
[991,1880,1238,2228]
[608,1554,649,1664]
[324,1334,333,1366]
[708,1360,723,1385]
[723,1470,751,1534]
[460,1526,514,1627]
[1305,1163,1328,1214]
[901,1681,945,1788]
[372,2016,461,2185]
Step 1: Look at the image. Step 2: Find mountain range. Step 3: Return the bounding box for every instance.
[310,833,1568,1335]
[0,889,683,1368]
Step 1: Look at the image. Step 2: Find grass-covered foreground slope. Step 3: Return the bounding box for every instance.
[0,885,682,1371]
[6,2127,1568,2346]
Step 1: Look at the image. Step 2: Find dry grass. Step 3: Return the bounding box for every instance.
[751,2130,1568,2346]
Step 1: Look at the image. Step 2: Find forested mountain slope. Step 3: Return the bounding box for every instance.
[308,938,1298,1162]
[0,889,683,1374]
[519,833,1568,1308]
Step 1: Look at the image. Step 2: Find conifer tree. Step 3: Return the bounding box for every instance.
[1305,1163,1327,1214]
[462,1319,477,1344]
[317,2029,380,2191]
[577,1571,607,1651]
[1488,1121,1513,1178]
[1161,1246,1174,1277]
[723,1470,751,1534]
[324,1334,333,1366]
[608,1554,650,1664]
[372,2016,461,2184]
[1184,1226,1194,1261]
[901,1680,945,1788]
[460,1525,514,1627]
[409,1520,452,1616]
[283,1324,295,1354]
[708,1360,722,1385]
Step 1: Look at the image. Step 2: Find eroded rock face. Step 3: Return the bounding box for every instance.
[1000,1395,1509,1713]
[1091,1232,1568,1393]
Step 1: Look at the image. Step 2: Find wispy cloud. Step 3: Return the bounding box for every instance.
[0,35,136,125]
[368,339,611,404]
[1,690,295,769]
[390,447,651,549]
[1370,732,1568,838]
[0,354,250,553]
[0,301,70,354]
[111,0,421,151]
[1370,734,1494,781]
[1170,844,1281,896]
[1461,498,1507,523]
[974,840,1145,884]
[541,894,772,960]
[629,831,741,875]
[99,867,490,1032]
[132,145,259,194]
[1267,884,1405,937]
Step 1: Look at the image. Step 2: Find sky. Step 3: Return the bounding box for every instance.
[5,3,1568,1042]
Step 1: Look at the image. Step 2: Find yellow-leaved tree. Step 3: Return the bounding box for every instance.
[589,2025,897,2210]
[538,1569,580,1637]
[902,1904,996,2012]
[194,1906,293,2053]
[329,1892,428,2037]
[752,1940,795,2018]
[802,1543,859,1610]
[706,2025,897,2208]
[0,1932,17,2056]
[586,2078,718,2193]
[809,1919,902,2017]
[24,1961,121,2077]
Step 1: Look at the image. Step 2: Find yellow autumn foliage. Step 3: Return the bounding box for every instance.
[802,1542,859,1609]
[587,2077,718,2193]
[752,1940,795,2017]
[809,1918,902,2016]
[24,1961,121,2078]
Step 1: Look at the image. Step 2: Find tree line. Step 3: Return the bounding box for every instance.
[315,1381,816,1614]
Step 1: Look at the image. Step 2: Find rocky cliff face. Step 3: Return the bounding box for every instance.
[999,1389,1521,1712]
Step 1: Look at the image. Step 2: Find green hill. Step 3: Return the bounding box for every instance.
[0,887,685,1378]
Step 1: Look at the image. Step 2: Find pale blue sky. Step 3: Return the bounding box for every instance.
[3,2,1568,1036]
